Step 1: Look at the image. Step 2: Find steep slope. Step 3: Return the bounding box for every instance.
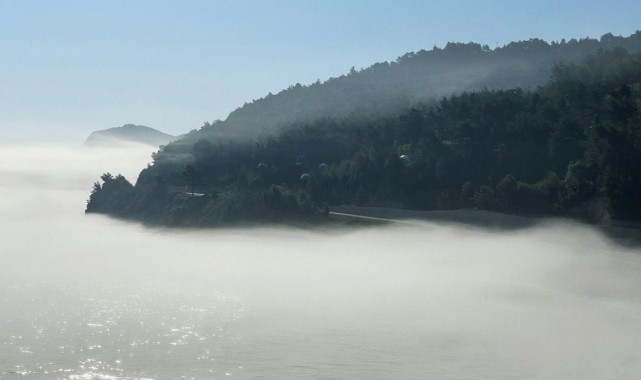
[174,31,641,145]
[87,48,641,226]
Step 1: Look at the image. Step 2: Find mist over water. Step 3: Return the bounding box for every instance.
[1,145,641,379]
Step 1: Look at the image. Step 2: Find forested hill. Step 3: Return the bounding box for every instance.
[176,31,641,143]
[87,48,641,226]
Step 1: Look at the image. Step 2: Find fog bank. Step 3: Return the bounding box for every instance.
[1,145,641,379]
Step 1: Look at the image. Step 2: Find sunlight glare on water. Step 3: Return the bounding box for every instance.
[1,144,641,379]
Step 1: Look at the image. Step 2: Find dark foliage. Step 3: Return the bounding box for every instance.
[87,48,641,226]
[172,31,641,145]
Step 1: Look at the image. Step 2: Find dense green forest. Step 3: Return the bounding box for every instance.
[87,46,641,227]
[174,32,641,143]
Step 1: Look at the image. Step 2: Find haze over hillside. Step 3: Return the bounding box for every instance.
[87,34,641,228]
[175,31,641,143]
[84,124,176,147]
[4,2,641,378]
[5,142,641,378]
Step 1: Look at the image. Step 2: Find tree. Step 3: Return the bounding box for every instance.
[182,164,202,196]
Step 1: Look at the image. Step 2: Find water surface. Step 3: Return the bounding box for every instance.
[1,144,641,379]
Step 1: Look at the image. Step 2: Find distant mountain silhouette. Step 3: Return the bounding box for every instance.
[84,124,176,147]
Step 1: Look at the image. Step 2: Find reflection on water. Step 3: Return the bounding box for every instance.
[1,283,245,379]
[1,145,641,379]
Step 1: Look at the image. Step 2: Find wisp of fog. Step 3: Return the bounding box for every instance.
[1,144,641,379]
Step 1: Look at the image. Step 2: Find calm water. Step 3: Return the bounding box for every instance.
[1,144,641,379]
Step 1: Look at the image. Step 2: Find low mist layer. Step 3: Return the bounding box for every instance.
[1,145,641,379]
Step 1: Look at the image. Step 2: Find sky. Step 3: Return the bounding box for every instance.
[0,0,640,143]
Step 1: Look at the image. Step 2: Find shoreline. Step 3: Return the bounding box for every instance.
[329,205,641,247]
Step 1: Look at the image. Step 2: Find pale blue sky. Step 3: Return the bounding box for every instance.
[1,0,639,143]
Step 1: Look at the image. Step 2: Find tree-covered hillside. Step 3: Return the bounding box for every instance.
[87,48,641,226]
[174,31,641,144]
